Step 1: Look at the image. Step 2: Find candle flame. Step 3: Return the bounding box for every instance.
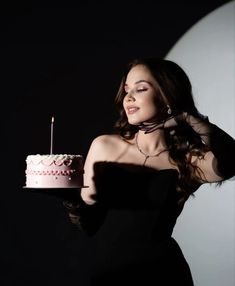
[51,116,54,123]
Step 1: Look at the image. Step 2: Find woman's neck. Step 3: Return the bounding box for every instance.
[136,130,167,154]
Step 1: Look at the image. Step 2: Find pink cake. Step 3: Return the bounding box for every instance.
[25,154,84,188]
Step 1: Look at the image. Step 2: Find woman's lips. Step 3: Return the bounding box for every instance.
[127,106,139,115]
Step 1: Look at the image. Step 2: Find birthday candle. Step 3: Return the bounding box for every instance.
[50,116,54,154]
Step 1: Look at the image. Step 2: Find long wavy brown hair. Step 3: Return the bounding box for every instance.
[113,58,209,202]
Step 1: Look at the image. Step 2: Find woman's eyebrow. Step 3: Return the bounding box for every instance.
[125,80,153,88]
[134,80,153,85]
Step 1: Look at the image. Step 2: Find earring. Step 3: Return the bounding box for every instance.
[167,105,172,115]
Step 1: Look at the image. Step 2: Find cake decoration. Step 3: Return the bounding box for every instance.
[24,117,84,188]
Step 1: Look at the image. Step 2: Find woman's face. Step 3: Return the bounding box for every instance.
[123,64,161,125]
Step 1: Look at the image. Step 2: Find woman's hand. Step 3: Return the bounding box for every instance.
[63,200,81,225]
[139,111,210,137]
[138,112,188,134]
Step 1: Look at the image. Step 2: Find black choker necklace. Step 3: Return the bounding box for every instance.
[137,119,165,134]
[135,133,168,166]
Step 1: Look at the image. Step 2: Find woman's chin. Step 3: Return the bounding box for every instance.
[128,119,141,126]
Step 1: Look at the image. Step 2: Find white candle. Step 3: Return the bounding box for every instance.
[50,116,54,154]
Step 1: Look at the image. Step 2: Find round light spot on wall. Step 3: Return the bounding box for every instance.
[165,1,235,286]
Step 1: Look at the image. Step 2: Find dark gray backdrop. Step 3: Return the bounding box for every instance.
[1,1,230,285]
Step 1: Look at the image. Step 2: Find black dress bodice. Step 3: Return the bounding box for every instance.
[80,162,194,285]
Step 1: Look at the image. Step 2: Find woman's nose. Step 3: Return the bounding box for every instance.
[125,91,135,102]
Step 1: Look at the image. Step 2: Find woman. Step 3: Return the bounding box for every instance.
[65,58,235,285]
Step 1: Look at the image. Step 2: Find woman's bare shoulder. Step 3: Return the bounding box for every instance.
[86,134,135,162]
[90,134,127,151]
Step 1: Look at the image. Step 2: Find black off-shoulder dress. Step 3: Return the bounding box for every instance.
[78,162,194,286]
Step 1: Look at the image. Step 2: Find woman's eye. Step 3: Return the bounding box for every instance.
[136,88,147,93]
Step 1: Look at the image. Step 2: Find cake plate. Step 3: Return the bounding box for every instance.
[22,186,88,200]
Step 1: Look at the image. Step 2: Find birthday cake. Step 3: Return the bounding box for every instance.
[25,154,84,188]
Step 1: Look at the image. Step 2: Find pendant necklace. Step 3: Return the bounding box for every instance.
[135,132,168,166]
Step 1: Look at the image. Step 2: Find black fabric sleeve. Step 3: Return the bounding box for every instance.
[183,113,235,180]
[64,199,107,236]
[208,124,235,180]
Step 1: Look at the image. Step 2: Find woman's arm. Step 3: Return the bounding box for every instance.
[81,135,114,204]
[167,113,235,183]
[64,135,113,234]
[64,198,107,235]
